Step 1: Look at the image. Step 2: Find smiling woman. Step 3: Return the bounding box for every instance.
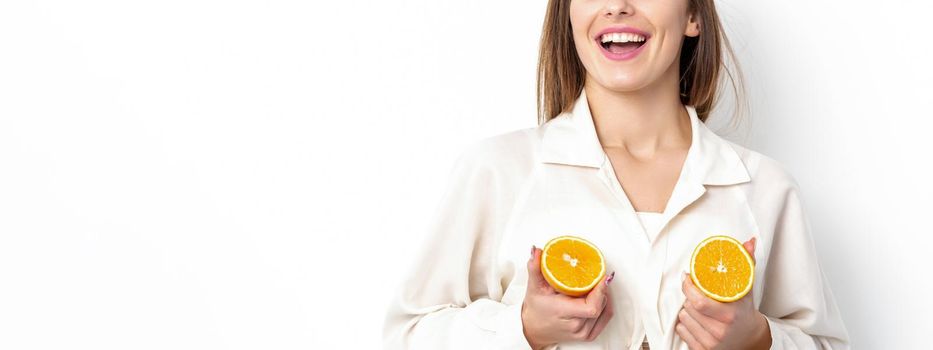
[383,0,850,349]
[537,0,744,126]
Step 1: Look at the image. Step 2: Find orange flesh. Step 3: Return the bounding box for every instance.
[544,239,603,288]
[692,237,753,301]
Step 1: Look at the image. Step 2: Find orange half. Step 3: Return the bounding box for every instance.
[540,235,606,297]
[689,235,755,302]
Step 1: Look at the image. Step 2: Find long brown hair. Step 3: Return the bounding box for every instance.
[536,0,746,126]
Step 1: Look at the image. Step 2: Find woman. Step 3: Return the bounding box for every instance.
[383,0,850,349]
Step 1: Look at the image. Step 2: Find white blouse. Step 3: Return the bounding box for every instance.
[382,89,850,350]
[636,211,665,244]
[635,211,664,350]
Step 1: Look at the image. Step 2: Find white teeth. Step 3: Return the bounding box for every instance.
[600,32,647,43]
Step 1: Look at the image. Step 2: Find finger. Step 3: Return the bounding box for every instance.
[681,273,731,322]
[562,317,587,334]
[573,282,614,341]
[577,311,600,340]
[677,307,719,349]
[683,305,728,340]
[743,237,757,263]
[527,246,557,295]
[675,322,706,350]
[584,293,615,341]
[572,281,610,333]
[738,238,757,304]
[561,271,612,319]
[575,295,608,341]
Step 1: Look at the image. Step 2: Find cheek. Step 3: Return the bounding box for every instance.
[567,1,583,30]
[568,4,594,45]
[654,33,687,67]
[640,7,690,52]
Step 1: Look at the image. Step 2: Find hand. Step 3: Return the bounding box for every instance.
[521,246,615,349]
[675,237,772,350]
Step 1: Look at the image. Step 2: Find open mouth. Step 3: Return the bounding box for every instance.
[599,39,648,54]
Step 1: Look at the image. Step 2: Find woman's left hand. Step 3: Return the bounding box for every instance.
[675,237,772,350]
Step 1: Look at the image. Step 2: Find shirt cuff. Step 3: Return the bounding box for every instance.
[495,302,534,350]
[763,315,785,350]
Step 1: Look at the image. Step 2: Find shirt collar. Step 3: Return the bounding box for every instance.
[540,89,751,186]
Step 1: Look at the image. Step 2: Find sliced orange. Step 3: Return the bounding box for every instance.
[689,235,755,302]
[541,235,606,297]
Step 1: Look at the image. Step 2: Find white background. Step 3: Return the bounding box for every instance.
[1,1,931,349]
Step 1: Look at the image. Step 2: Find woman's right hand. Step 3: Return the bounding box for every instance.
[521,246,616,349]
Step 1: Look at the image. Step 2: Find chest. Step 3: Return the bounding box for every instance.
[495,163,765,319]
[603,147,688,213]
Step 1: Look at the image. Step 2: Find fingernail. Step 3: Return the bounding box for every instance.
[605,271,615,285]
[530,245,535,257]
[682,272,688,282]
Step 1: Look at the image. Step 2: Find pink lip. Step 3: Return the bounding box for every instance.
[594,26,651,61]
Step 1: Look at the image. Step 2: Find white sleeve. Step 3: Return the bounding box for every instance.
[382,146,533,350]
[759,181,851,349]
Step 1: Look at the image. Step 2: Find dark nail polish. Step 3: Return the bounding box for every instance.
[530,245,535,257]
[605,271,616,285]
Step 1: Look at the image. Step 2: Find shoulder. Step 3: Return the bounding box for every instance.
[724,140,802,197]
[440,126,543,217]
[451,126,544,178]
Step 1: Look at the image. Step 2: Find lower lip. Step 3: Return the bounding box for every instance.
[597,39,648,61]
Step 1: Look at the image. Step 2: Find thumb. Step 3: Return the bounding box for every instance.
[582,270,612,312]
[527,246,551,293]
[743,237,757,264]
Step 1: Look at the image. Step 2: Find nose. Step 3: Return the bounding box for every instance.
[603,0,633,17]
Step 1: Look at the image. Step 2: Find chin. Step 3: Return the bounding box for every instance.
[591,72,648,92]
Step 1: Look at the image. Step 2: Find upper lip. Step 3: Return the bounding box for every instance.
[594,26,651,41]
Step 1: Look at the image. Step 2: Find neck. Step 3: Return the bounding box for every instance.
[583,69,691,157]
